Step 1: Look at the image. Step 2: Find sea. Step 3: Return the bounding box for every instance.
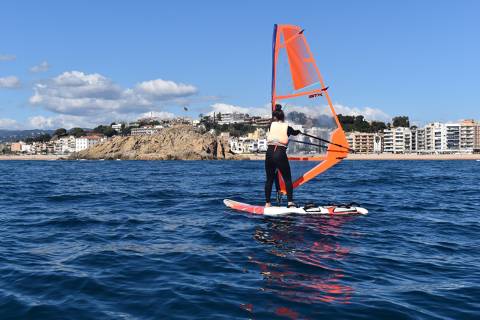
[0,160,479,320]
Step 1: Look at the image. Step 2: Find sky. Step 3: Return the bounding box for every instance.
[0,0,478,130]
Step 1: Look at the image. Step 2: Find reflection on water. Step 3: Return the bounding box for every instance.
[247,216,358,317]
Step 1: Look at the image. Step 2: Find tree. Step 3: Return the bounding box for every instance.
[69,127,86,138]
[25,133,52,143]
[370,121,387,132]
[338,114,387,132]
[93,125,117,137]
[121,125,131,136]
[54,128,67,137]
[392,116,410,128]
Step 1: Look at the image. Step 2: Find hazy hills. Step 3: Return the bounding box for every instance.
[0,129,54,143]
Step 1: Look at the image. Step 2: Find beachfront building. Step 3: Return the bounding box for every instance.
[346,132,383,154]
[445,123,460,152]
[10,142,23,153]
[475,123,480,152]
[30,142,50,155]
[75,136,103,152]
[258,139,268,152]
[383,127,411,153]
[421,122,446,153]
[21,143,32,154]
[229,137,268,154]
[409,127,418,152]
[459,120,475,152]
[413,120,477,154]
[54,135,76,154]
[416,127,425,151]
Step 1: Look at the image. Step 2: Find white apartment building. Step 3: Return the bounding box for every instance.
[257,139,268,152]
[75,136,102,152]
[421,122,446,153]
[412,120,478,154]
[54,135,76,154]
[229,137,268,154]
[217,113,247,125]
[383,127,411,153]
[21,143,32,154]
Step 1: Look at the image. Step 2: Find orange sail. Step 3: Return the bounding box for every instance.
[271,24,349,192]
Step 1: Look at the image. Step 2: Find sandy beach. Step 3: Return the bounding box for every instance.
[242,153,480,161]
[0,155,63,160]
[1,153,479,161]
[346,153,480,160]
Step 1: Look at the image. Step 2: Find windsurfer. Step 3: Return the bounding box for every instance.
[265,104,300,208]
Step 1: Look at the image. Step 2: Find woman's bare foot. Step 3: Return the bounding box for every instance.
[265,202,272,207]
[287,202,297,208]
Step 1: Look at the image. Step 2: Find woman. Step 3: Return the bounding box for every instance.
[265,104,300,207]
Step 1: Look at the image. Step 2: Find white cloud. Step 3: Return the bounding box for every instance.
[28,114,110,129]
[287,103,390,122]
[29,71,198,117]
[136,79,197,98]
[30,61,50,73]
[0,54,16,61]
[138,111,175,120]
[25,110,180,130]
[208,103,269,117]
[0,76,21,88]
[0,118,19,129]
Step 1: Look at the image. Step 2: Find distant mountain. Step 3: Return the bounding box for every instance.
[0,129,55,143]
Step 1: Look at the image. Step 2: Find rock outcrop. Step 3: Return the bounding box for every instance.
[70,125,241,160]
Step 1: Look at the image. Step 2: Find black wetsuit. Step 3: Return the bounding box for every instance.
[265,126,300,203]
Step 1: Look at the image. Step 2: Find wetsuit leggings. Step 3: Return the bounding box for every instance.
[265,145,293,203]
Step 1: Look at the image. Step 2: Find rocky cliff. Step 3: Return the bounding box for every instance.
[70,125,241,160]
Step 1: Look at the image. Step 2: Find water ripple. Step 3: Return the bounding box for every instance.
[0,160,479,319]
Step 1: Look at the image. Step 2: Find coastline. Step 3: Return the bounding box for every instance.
[346,153,480,160]
[240,153,480,161]
[1,153,479,161]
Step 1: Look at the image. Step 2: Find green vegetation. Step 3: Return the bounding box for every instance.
[93,125,117,137]
[54,128,67,137]
[25,133,52,143]
[120,123,131,135]
[337,115,389,132]
[392,116,410,128]
[68,127,86,138]
[138,119,160,127]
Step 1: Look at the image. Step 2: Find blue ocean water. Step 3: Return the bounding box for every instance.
[0,160,479,320]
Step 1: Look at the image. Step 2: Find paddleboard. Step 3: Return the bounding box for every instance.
[224,199,368,217]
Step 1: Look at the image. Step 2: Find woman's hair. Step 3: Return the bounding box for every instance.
[272,104,285,121]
